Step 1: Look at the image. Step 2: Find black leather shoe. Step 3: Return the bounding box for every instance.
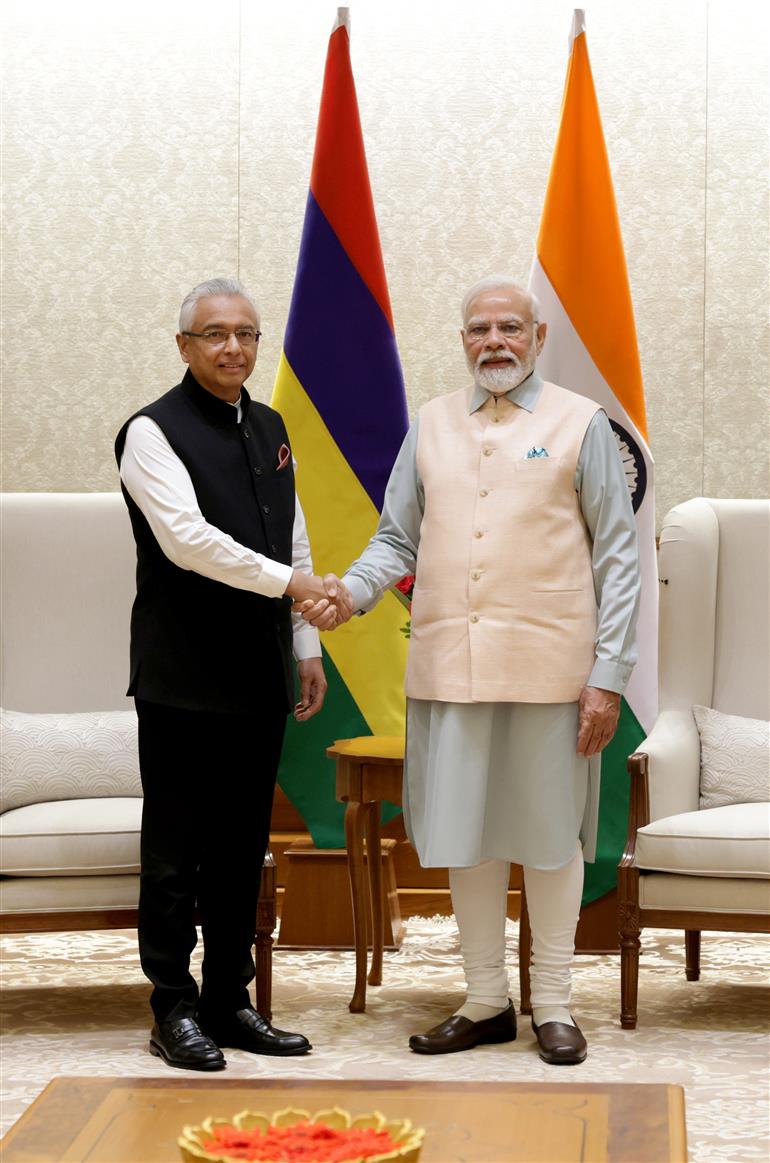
[409,1000,517,1055]
[198,1006,311,1056]
[531,1017,587,1065]
[149,1017,226,1071]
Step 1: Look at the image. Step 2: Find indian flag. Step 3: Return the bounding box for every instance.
[271,8,409,846]
[530,9,658,904]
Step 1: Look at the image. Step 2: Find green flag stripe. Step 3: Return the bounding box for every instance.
[277,647,402,849]
[582,697,644,906]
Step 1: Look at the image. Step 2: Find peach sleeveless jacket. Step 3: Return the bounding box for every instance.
[406,381,600,703]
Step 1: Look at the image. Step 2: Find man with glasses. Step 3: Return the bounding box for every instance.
[116,277,349,1070]
[303,276,640,1066]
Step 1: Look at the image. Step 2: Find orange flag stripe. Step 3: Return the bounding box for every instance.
[537,32,648,441]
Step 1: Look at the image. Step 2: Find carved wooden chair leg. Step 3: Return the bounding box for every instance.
[518,887,532,1015]
[254,930,273,1021]
[618,872,641,1030]
[685,930,701,981]
[619,927,640,1030]
[255,853,276,1021]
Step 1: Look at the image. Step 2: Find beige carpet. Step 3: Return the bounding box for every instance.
[1,917,768,1161]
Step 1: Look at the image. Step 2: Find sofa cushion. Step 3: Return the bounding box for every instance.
[0,874,140,914]
[693,705,770,810]
[638,872,770,914]
[0,798,141,875]
[0,709,141,814]
[636,802,770,878]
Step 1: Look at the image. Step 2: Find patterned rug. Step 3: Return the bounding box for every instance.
[1,918,768,1160]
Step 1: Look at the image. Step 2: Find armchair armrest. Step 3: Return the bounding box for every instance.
[620,751,650,869]
[641,709,701,822]
[620,710,700,872]
[632,707,702,828]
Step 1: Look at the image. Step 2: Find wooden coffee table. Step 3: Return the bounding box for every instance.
[0,1076,686,1161]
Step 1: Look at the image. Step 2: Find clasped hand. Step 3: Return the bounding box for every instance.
[285,570,353,631]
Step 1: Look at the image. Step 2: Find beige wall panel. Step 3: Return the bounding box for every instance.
[237,2,329,400]
[1,0,240,490]
[1,0,768,526]
[704,0,770,501]
[594,2,708,526]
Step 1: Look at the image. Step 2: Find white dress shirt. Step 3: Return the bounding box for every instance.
[119,408,321,661]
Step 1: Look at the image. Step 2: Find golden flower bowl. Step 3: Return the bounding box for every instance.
[178,1106,425,1163]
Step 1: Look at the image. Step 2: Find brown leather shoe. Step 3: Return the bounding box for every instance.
[531,1017,587,1065]
[409,1001,517,1055]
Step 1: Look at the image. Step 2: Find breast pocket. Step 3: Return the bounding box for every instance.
[513,457,562,475]
[510,456,564,508]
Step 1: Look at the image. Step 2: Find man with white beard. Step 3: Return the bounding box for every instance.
[304,276,640,1064]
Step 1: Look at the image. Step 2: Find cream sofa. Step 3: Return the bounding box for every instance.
[0,493,275,1013]
[619,498,770,1027]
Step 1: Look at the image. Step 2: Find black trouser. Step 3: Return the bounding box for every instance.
[135,696,287,1022]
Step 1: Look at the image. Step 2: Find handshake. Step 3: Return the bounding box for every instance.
[285,571,354,631]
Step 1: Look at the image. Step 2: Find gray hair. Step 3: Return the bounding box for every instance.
[178,277,260,332]
[461,275,540,325]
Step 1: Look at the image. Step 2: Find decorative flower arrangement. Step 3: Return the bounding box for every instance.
[178,1107,424,1163]
[393,575,415,638]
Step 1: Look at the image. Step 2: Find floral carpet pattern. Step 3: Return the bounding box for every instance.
[1,918,768,1160]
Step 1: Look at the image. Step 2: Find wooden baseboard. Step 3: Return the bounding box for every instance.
[575,889,620,954]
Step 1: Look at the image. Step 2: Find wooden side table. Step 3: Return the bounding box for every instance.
[328,735,405,1012]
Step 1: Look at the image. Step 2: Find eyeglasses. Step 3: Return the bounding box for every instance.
[182,328,261,346]
[464,321,531,341]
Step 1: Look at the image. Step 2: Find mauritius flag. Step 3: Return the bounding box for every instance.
[530,9,658,905]
[271,8,410,847]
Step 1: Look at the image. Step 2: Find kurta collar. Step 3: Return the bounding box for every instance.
[468,368,544,415]
[180,369,249,423]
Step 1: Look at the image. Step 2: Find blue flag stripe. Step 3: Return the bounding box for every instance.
[283,192,409,512]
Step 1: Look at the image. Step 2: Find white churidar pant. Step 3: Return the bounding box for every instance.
[449,846,584,1008]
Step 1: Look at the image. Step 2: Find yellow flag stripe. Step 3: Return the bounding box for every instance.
[536,31,648,441]
[273,351,408,736]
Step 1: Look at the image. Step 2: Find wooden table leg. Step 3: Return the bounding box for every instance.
[364,801,383,986]
[344,799,368,1013]
[519,887,532,1015]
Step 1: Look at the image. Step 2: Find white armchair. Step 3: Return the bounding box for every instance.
[619,498,770,1028]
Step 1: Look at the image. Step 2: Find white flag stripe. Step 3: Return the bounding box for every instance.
[530,258,653,463]
[530,258,658,733]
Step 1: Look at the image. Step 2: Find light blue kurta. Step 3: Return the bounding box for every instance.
[344,371,641,870]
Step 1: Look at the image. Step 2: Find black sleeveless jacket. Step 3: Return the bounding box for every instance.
[115,370,295,714]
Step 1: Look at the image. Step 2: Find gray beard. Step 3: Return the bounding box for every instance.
[474,358,532,394]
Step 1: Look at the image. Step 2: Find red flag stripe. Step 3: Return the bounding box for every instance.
[309,24,394,331]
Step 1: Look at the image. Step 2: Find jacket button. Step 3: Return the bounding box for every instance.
[262,505,270,514]
[479,489,489,497]
[243,430,250,439]
[483,447,494,457]
[254,467,263,476]
[474,529,484,539]
[470,613,480,623]
[471,570,481,580]
[271,544,277,553]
